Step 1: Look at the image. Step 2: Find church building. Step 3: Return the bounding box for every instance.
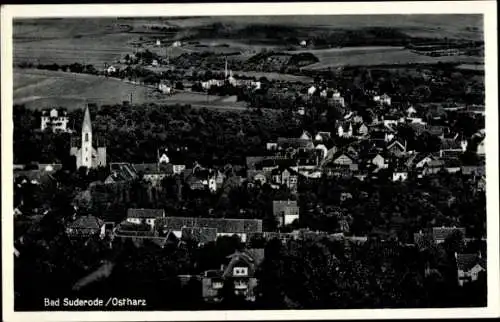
[70,106,106,169]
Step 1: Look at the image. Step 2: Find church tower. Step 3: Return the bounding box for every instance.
[70,105,106,170]
[81,106,93,169]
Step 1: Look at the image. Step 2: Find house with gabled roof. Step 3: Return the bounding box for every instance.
[156,217,263,243]
[373,93,392,106]
[66,215,105,239]
[387,139,407,157]
[202,248,264,303]
[456,253,486,286]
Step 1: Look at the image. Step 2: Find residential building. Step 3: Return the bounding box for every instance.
[156,217,263,243]
[41,108,70,133]
[387,140,407,157]
[69,106,106,170]
[126,208,165,229]
[456,253,486,286]
[272,200,300,226]
[66,215,105,239]
[431,226,466,244]
[202,249,264,302]
[439,138,468,158]
[373,93,392,106]
[392,170,408,182]
[105,162,138,184]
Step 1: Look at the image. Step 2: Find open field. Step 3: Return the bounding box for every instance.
[14,69,155,110]
[455,64,485,71]
[162,15,483,40]
[296,46,484,70]
[14,69,249,111]
[14,15,482,68]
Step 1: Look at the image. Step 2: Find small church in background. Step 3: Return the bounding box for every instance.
[70,105,106,169]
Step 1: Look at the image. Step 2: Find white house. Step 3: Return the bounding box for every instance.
[106,65,117,74]
[172,41,182,47]
[307,85,317,96]
[41,108,70,133]
[158,83,172,95]
[126,208,165,229]
[392,171,408,182]
[300,40,307,47]
[266,142,278,151]
[202,79,225,90]
[297,106,305,116]
[373,93,392,106]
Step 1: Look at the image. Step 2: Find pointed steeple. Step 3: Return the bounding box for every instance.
[82,105,92,135]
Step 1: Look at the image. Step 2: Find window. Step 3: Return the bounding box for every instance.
[233,267,248,276]
[85,133,89,142]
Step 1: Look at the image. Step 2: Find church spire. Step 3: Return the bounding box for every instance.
[82,105,92,135]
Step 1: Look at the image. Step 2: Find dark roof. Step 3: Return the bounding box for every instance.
[181,227,218,244]
[409,123,427,136]
[461,165,486,176]
[67,215,103,230]
[277,137,314,149]
[133,163,159,173]
[127,208,165,219]
[432,227,466,240]
[426,125,447,136]
[222,249,265,278]
[456,254,486,271]
[441,139,463,150]
[246,156,266,170]
[157,217,263,234]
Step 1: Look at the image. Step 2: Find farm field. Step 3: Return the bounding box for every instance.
[14,15,483,68]
[455,64,485,71]
[14,69,158,110]
[14,69,249,112]
[162,15,482,40]
[297,46,484,70]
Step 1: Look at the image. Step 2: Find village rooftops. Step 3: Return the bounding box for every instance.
[156,217,263,234]
[127,208,165,219]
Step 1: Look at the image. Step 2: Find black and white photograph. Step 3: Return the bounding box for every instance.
[1,2,499,321]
